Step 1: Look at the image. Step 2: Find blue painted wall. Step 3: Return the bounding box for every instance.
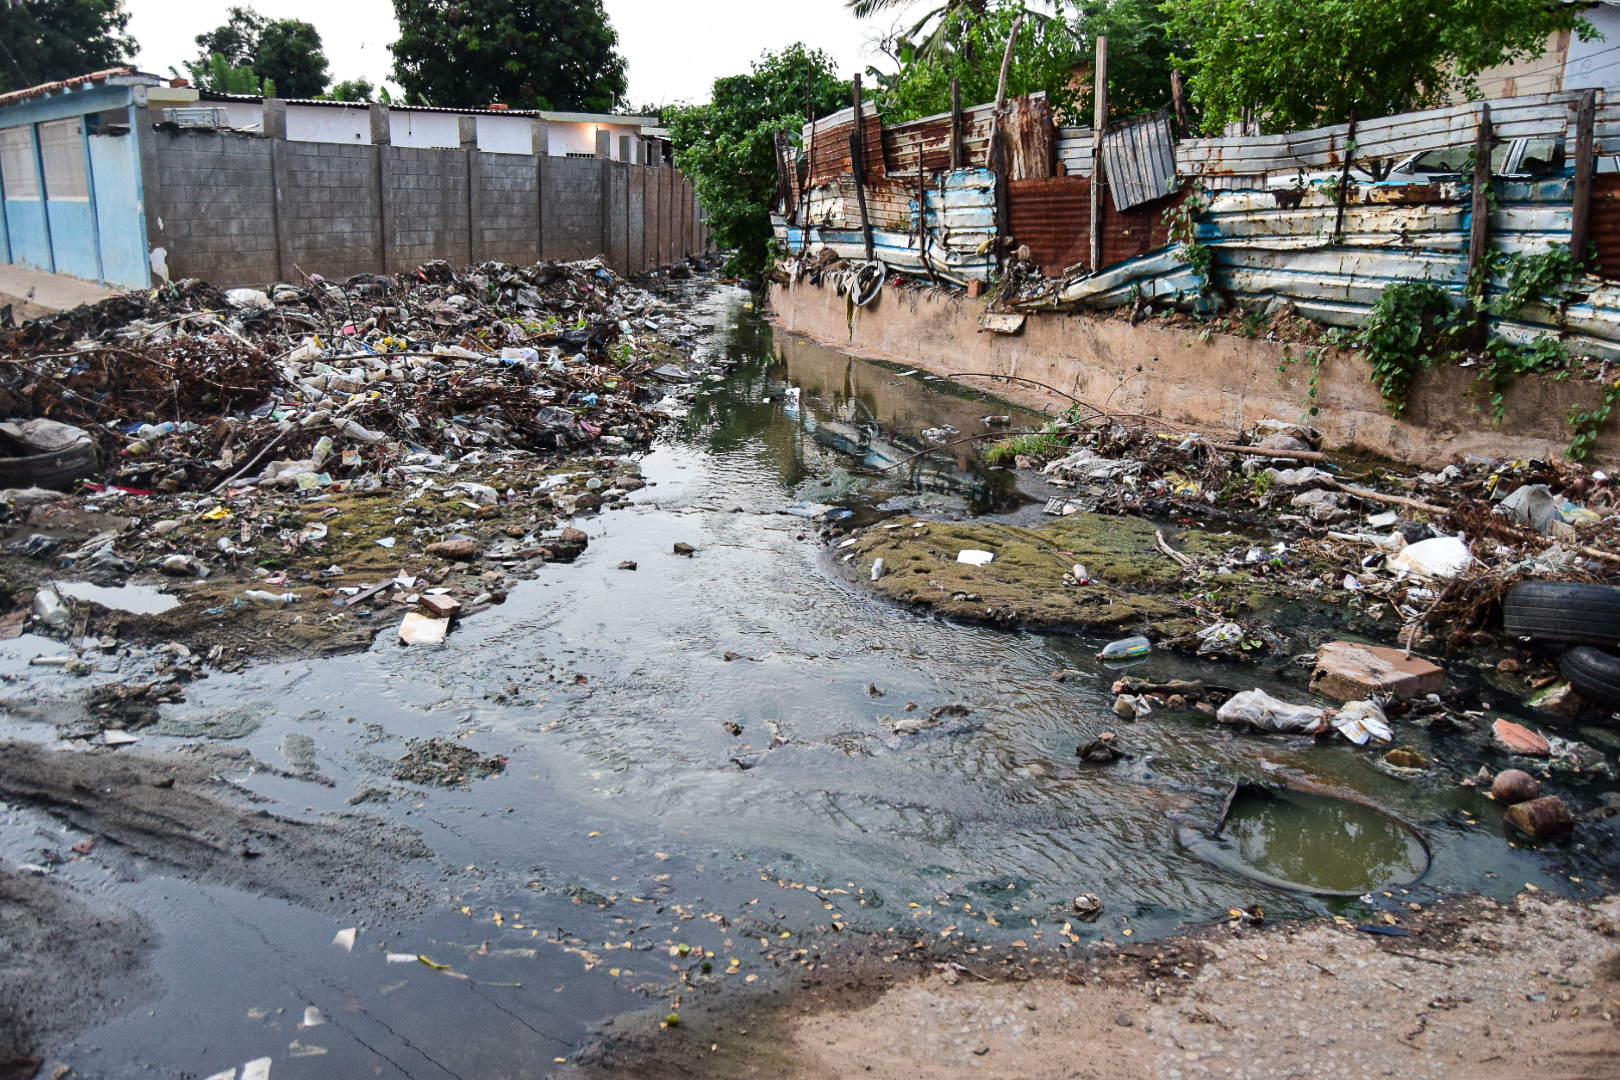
[0,83,150,289]
[3,199,50,272]
[88,121,146,287]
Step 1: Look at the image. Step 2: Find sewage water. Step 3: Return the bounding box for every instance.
[52,579,181,615]
[1213,788,1428,895]
[3,285,1606,1078]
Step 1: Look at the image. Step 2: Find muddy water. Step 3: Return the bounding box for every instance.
[4,287,1607,1078]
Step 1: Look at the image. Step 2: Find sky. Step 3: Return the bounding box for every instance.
[122,0,904,107]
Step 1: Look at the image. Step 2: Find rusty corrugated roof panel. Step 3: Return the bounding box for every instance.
[1007,177,1184,276]
[1591,172,1620,279]
[1101,110,1178,210]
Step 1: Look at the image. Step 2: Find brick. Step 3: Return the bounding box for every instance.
[1309,641,1445,702]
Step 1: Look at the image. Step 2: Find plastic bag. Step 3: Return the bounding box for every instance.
[1387,535,1474,579]
[1216,689,1329,734]
[1331,699,1392,745]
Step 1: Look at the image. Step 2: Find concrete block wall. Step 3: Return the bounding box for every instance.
[140,127,279,283]
[475,152,542,266]
[385,146,469,270]
[277,142,383,279]
[137,106,710,286]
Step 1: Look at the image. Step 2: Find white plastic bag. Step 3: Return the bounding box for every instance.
[1216,689,1329,734]
[1387,535,1474,579]
[1331,699,1393,745]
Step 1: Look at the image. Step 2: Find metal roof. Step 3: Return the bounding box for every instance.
[194,90,655,128]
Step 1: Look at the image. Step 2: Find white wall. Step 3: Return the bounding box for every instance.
[1566,10,1620,92]
[218,102,263,130]
[286,103,369,143]
[477,114,534,154]
[547,120,600,157]
[392,110,459,149]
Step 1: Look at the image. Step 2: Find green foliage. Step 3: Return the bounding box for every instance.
[1489,246,1582,319]
[1569,380,1620,461]
[187,7,328,97]
[664,44,849,280]
[984,430,1068,465]
[0,0,136,93]
[1278,344,1327,421]
[1165,0,1599,134]
[1072,0,1181,124]
[848,0,996,62]
[872,3,1082,124]
[1477,335,1570,425]
[1355,280,1459,417]
[1162,182,1212,297]
[390,0,627,110]
[326,79,380,103]
[256,18,329,98]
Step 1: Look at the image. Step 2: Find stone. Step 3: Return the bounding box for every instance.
[1310,641,1445,702]
[541,528,589,563]
[966,279,985,299]
[1490,768,1541,805]
[416,594,463,620]
[1492,718,1552,757]
[425,539,478,561]
[1503,795,1574,841]
[673,542,696,556]
[573,491,603,512]
[616,560,638,571]
[1496,658,1521,674]
[1525,680,1590,719]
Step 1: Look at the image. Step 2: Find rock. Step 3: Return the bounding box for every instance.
[1382,746,1430,770]
[1310,641,1445,702]
[673,542,696,556]
[616,560,637,570]
[1077,732,1126,762]
[1526,680,1590,719]
[152,519,182,535]
[573,491,603,512]
[416,594,463,619]
[425,539,478,561]
[1490,768,1541,805]
[1504,795,1574,841]
[1492,718,1551,757]
[541,528,589,562]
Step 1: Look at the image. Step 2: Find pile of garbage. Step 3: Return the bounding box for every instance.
[0,257,720,658]
[0,257,708,494]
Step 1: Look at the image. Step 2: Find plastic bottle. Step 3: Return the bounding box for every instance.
[134,422,176,440]
[32,588,70,629]
[243,590,300,608]
[1097,635,1152,661]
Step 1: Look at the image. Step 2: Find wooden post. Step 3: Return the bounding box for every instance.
[1572,88,1596,267]
[1170,70,1190,137]
[916,144,938,285]
[1331,110,1357,246]
[949,77,962,171]
[851,74,874,261]
[802,71,816,254]
[1468,103,1493,342]
[1090,34,1109,272]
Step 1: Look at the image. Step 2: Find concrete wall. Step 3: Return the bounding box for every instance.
[138,105,709,286]
[770,280,1620,470]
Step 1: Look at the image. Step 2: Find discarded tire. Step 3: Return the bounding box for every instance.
[0,438,98,490]
[1557,645,1620,709]
[1502,581,1620,646]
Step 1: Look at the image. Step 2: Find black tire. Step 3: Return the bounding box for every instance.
[1502,581,1620,647]
[0,440,98,490]
[1558,645,1620,709]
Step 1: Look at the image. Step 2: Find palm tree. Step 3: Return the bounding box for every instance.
[847,0,995,60]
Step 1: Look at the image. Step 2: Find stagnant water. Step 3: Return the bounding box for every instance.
[0,286,1609,1078]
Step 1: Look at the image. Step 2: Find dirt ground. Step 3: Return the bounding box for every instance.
[575,892,1620,1080]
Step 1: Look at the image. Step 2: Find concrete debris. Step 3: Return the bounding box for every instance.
[1310,641,1445,702]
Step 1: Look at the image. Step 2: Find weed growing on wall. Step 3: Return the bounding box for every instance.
[1356,280,1459,417]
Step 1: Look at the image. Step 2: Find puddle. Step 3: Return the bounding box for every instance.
[1198,786,1429,896]
[53,580,180,614]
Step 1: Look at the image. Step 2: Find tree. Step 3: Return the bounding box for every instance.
[389,0,627,110]
[187,7,329,98]
[665,44,849,280]
[873,3,1082,124]
[0,0,137,94]
[848,0,992,61]
[1166,0,1600,135]
[326,78,379,102]
[255,19,329,98]
[1072,0,1179,123]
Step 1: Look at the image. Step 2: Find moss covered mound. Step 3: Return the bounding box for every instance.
[844,514,1221,634]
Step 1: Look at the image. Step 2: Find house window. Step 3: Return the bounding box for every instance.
[39,118,89,201]
[0,126,39,200]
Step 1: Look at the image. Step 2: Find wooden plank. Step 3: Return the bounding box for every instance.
[1090,34,1108,271]
[1574,88,1597,266]
[1468,103,1493,342]
[950,78,963,170]
[851,75,873,260]
[1171,70,1190,137]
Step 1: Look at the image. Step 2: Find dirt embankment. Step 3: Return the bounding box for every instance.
[571,892,1620,1080]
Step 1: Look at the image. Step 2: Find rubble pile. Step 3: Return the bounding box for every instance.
[0,256,721,657]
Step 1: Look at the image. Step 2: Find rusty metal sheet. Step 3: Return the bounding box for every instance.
[1591,172,1620,279]
[1101,110,1178,210]
[1006,176,1182,276]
